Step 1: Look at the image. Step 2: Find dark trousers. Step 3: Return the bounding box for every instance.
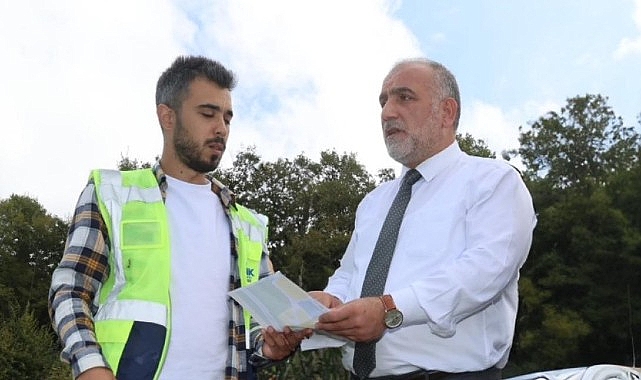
[350,367,502,380]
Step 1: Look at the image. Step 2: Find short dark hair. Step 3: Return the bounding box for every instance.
[155,55,237,109]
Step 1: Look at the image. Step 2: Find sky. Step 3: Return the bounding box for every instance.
[2,0,640,219]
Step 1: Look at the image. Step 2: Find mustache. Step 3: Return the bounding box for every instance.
[383,120,405,134]
[204,136,226,147]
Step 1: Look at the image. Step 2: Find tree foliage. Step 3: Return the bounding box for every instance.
[215,147,378,291]
[0,305,64,380]
[0,195,68,326]
[117,153,154,170]
[515,94,639,192]
[457,132,496,158]
[508,94,641,373]
[512,189,641,370]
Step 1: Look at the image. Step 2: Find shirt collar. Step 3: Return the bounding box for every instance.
[401,141,463,183]
[152,161,237,209]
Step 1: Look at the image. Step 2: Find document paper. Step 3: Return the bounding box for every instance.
[228,271,329,330]
[228,271,347,350]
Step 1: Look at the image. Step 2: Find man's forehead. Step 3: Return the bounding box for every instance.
[381,78,420,95]
[386,63,430,81]
[188,78,232,102]
[382,65,432,92]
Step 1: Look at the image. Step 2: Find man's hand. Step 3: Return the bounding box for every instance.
[309,291,343,308]
[314,297,386,342]
[261,326,313,361]
[76,367,116,380]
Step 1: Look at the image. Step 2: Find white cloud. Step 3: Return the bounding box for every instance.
[458,99,560,162]
[0,0,186,218]
[183,0,422,174]
[0,0,423,218]
[614,0,641,59]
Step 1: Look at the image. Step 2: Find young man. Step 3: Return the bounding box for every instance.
[49,56,311,380]
[312,58,537,379]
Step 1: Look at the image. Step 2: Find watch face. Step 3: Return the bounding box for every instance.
[384,309,403,328]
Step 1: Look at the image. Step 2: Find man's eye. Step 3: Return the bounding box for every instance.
[399,94,412,101]
[202,113,214,118]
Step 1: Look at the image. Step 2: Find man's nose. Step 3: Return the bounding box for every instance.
[212,117,229,136]
[381,101,398,121]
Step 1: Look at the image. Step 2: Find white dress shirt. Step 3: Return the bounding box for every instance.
[324,142,537,376]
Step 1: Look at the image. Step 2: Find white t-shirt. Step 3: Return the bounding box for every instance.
[159,175,231,379]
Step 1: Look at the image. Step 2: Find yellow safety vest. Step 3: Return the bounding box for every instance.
[91,168,266,378]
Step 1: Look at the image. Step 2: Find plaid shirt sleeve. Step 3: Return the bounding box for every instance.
[48,181,112,378]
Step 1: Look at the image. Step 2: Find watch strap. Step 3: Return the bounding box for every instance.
[379,294,397,312]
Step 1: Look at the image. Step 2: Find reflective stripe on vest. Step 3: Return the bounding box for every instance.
[229,205,268,340]
[92,168,171,377]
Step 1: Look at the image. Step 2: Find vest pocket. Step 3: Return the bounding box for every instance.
[95,319,134,375]
[121,220,163,248]
[117,321,166,380]
[119,218,170,294]
[95,320,166,380]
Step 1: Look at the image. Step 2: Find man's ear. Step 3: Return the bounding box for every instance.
[442,98,458,129]
[157,104,176,131]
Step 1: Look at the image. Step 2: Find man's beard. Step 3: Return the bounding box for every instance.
[383,120,416,165]
[174,119,225,173]
[383,116,437,167]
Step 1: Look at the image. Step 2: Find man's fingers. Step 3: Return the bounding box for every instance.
[317,305,351,324]
[263,326,312,354]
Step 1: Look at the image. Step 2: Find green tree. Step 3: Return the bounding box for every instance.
[215,147,378,291]
[512,189,641,368]
[607,140,641,231]
[117,153,154,170]
[0,283,15,318]
[457,132,496,158]
[0,305,62,380]
[514,94,639,192]
[508,95,641,371]
[0,195,68,325]
[515,277,592,372]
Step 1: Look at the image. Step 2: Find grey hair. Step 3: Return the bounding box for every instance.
[386,58,461,129]
[155,55,237,110]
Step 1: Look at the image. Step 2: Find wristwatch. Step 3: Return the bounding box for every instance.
[380,294,403,329]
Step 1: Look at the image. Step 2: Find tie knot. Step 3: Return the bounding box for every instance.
[403,169,422,186]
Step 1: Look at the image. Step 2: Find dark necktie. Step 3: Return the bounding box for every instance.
[352,168,422,379]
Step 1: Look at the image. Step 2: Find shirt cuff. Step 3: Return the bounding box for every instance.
[248,333,299,369]
[391,287,426,326]
[72,352,111,379]
[391,287,456,337]
[248,332,275,369]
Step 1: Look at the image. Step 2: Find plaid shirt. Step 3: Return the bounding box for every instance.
[48,163,274,379]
